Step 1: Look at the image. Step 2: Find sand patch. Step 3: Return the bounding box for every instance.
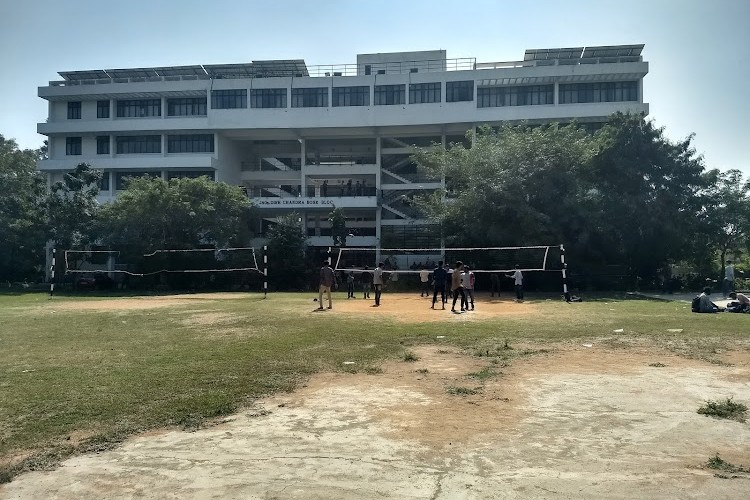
[4,344,749,499]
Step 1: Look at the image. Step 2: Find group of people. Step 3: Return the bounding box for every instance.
[317,261,384,309]
[427,261,524,313]
[691,260,748,314]
[320,179,368,198]
[318,259,525,313]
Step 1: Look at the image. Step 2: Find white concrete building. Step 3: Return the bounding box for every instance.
[37,45,648,253]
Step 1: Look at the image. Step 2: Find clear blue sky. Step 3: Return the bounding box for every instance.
[1,0,748,175]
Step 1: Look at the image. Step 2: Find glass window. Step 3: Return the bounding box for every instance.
[167,97,207,116]
[332,86,370,107]
[167,134,214,153]
[115,171,159,190]
[559,81,638,104]
[99,174,110,191]
[65,137,82,155]
[250,89,287,108]
[291,87,328,108]
[116,99,161,118]
[67,101,81,119]
[167,171,215,180]
[374,85,405,105]
[477,85,554,107]
[115,135,161,154]
[211,89,247,109]
[96,135,110,155]
[97,100,110,118]
[409,83,441,104]
[446,81,474,102]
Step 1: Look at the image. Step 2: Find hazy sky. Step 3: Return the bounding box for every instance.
[1,0,748,175]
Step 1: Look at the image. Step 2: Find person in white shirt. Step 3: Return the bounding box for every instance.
[462,265,475,310]
[419,267,430,297]
[506,264,524,302]
[372,262,384,306]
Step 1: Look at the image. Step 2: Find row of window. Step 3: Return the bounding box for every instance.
[70,98,210,119]
[559,81,638,104]
[210,81,475,109]
[66,80,638,117]
[66,134,215,155]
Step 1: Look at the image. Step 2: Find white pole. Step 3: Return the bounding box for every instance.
[263,245,268,298]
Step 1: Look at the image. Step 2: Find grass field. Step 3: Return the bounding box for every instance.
[1,290,748,484]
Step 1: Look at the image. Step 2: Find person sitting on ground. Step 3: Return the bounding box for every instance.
[727,291,750,313]
[694,287,722,313]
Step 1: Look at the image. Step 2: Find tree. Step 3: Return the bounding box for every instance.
[98,176,254,257]
[0,135,47,281]
[328,207,347,247]
[413,123,597,247]
[582,113,709,281]
[45,162,102,250]
[698,169,750,276]
[265,212,308,290]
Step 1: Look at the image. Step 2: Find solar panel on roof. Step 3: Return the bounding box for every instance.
[106,68,160,79]
[59,70,111,81]
[524,47,583,61]
[582,44,644,58]
[152,66,207,77]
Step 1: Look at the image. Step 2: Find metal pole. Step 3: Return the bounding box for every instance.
[263,245,268,299]
[49,248,56,298]
[560,244,571,302]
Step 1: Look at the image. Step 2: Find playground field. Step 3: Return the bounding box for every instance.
[1,291,749,499]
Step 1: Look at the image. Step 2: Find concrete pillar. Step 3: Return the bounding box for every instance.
[554,82,559,105]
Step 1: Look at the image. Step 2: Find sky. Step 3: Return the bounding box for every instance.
[1,0,748,175]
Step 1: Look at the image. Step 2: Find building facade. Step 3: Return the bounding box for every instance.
[37,45,648,255]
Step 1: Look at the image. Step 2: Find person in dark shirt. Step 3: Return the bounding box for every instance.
[318,260,336,310]
[431,260,447,310]
[361,266,372,299]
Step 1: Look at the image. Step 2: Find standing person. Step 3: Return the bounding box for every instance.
[463,265,476,310]
[373,262,385,306]
[361,266,372,299]
[431,260,447,310]
[490,273,500,297]
[355,180,361,197]
[451,261,467,313]
[346,271,356,298]
[444,262,453,302]
[321,180,328,197]
[318,260,336,310]
[419,267,430,297]
[346,179,353,196]
[723,260,737,298]
[506,265,524,302]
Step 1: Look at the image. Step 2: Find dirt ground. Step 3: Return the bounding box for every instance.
[3,344,749,499]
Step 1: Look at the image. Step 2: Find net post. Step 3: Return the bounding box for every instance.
[327,247,332,265]
[560,244,571,302]
[49,247,56,298]
[263,245,268,299]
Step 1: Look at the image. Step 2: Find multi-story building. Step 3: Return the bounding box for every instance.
[37,45,648,259]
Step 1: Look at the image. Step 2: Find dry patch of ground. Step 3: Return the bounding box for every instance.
[3,344,749,499]
[323,293,539,322]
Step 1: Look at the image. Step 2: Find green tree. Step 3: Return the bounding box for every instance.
[45,162,102,250]
[582,113,709,281]
[0,135,47,281]
[698,169,750,276]
[265,212,308,290]
[413,123,597,247]
[328,207,347,247]
[98,176,254,257]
